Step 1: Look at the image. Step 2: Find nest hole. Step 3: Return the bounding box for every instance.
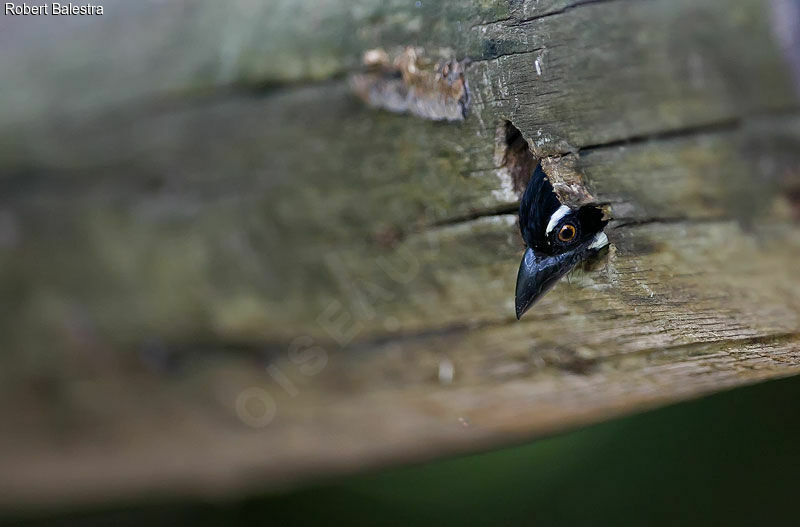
[501,121,537,195]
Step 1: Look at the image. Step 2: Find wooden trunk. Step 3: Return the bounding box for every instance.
[1,0,799,508]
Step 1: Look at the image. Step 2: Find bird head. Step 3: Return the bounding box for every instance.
[515,163,609,319]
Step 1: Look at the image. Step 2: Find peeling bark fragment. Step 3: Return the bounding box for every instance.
[350,47,469,121]
[540,154,597,209]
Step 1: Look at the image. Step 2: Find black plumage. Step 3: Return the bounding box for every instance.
[519,164,562,253]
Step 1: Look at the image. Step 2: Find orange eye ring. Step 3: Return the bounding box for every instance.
[558,223,577,242]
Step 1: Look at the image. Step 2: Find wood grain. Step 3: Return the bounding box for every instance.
[1,0,799,509]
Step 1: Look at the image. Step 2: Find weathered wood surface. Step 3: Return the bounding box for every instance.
[1,0,800,509]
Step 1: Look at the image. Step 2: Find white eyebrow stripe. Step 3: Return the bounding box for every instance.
[588,232,609,250]
[545,205,572,235]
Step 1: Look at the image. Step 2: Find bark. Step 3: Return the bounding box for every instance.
[1,0,799,508]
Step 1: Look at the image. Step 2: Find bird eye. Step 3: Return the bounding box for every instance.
[558,223,577,242]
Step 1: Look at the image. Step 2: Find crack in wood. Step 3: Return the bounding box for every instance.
[468,47,546,64]
[427,204,519,228]
[578,117,744,153]
[472,0,623,29]
[601,331,800,365]
[513,0,628,25]
[609,217,730,230]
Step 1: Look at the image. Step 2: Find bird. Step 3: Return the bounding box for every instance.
[515,163,609,319]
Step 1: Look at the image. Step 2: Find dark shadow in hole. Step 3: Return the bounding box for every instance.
[502,121,537,195]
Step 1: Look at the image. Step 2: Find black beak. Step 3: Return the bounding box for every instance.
[515,244,592,319]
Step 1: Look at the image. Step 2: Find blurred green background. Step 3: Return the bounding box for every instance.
[11,374,800,526]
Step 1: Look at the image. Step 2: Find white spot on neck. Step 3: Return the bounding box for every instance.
[545,205,571,235]
[588,232,609,250]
